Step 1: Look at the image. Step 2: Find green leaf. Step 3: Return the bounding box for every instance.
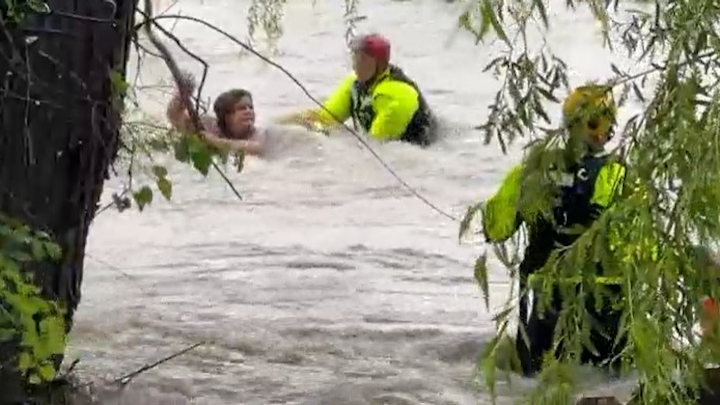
[26,0,50,13]
[151,165,168,179]
[187,135,212,176]
[494,333,522,374]
[458,10,473,32]
[0,328,16,342]
[43,242,62,260]
[173,136,190,163]
[474,253,490,310]
[234,151,245,173]
[537,87,559,103]
[156,177,173,201]
[483,56,506,73]
[31,240,44,261]
[491,306,514,324]
[533,0,548,28]
[459,201,484,241]
[480,334,500,400]
[190,148,212,176]
[6,250,32,262]
[478,0,492,42]
[632,82,645,102]
[481,0,509,45]
[133,186,154,212]
[109,70,128,97]
[149,138,169,151]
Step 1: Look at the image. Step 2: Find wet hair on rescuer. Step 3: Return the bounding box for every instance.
[213,89,253,135]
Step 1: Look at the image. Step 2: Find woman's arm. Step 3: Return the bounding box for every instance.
[167,89,219,135]
[166,90,194,133]
[203,130,267,157]
[166,71,216,134]
[274,74,355,129]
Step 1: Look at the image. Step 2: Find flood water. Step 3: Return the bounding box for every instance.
[69,0,647,403]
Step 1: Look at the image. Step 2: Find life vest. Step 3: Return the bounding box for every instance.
[349,65,436,146]
[553,153,611,233]
[521,152,617,277]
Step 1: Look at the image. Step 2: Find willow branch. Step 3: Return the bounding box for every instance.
[609,50,715,88]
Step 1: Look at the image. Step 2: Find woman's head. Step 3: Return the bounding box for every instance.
[213,89,255,138]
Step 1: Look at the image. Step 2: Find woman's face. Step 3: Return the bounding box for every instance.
[226,96,255,136]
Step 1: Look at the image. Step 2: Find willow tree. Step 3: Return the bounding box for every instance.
[0,0,250,402]
[0,0,143,401]
[456,0,720,403]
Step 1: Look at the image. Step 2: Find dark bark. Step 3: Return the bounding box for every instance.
[0,0,138,401]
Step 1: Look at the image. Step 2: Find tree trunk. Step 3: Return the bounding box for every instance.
[0,0,138,401]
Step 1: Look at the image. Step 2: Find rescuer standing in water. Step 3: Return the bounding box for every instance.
[277,33,438,146]
[481,84,627,377]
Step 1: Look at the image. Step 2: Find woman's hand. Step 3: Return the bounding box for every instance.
[176,70,196,96]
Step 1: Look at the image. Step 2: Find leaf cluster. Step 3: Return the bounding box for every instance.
[0,213,66,385]
[0,0,49,25]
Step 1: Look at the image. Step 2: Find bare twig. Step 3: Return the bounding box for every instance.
[62,358,81,376]
[140,11,209,116]
[140,0,242,201]
[608,51,714,88]
[135,14,458,222]
[85,252,140,283]
[113,342,204,386]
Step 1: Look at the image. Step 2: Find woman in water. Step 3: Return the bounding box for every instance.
[166,72,268,157]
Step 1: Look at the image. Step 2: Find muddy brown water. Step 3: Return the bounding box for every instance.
[70,0,648,403]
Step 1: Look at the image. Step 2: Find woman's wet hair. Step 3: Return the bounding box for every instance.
[213,89,253,135]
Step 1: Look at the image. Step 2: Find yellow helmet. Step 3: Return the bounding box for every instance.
[561,84,617,139]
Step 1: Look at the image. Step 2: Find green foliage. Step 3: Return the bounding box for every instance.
[246,0,288,53]
[110,70,130,113]
[459,0,720,402]
[0,214,66,385]
[244,0,363,52]
[0,0,50,24]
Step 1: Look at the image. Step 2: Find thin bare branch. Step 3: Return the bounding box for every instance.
[113,342,204,386]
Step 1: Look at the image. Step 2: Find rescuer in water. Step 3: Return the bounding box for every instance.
[276,33,438,146]
[481,84,627,377]
[166,72,269,157]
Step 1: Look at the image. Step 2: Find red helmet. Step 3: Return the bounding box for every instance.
[350,33,391,64]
